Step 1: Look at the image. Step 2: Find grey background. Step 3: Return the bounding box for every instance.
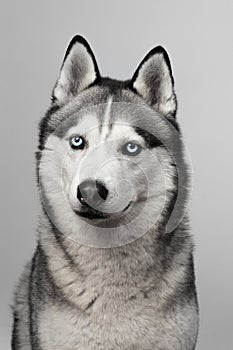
[0,1,232,349]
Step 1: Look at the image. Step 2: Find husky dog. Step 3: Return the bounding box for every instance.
[12,35,199,350]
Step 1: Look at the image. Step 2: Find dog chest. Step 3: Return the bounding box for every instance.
[38,291,197,350]
[38,296,161,349]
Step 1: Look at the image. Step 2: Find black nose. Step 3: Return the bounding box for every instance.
[77,180,108,209]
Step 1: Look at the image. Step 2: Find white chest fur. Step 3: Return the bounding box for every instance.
[38,291,198,350]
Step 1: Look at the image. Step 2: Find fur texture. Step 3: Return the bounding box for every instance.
[12,35,199,350]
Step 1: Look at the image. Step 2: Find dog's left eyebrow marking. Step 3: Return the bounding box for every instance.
[100,97,113,141]
[54,112,84,139]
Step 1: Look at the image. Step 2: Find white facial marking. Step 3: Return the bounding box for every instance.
[100,97,112,142]
[39,100,181,247]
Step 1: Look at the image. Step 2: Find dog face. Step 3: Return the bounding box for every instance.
[38,36,188,247]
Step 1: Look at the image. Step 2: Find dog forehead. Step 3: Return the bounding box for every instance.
[108,123,142,141]
[50,88,178,152]
[53,97,145,140]
[65,120,141,148]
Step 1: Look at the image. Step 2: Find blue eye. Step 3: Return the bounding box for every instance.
[122,142,142,156]
[69,135,85,150]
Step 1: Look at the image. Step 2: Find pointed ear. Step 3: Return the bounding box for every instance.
[131,46,177,118]
[52,35,100,104]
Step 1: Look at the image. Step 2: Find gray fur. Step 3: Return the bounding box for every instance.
[12,36,199,349]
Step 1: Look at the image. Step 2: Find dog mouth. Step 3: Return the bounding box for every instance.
[74,201,132,220]
[75,207,108,220]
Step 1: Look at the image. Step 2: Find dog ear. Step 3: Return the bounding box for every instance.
[131,46,177,118]
[52,35,100,104]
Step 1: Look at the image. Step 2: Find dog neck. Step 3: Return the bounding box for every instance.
[37,211,192,309]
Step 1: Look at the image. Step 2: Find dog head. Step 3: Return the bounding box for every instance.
[38,36,189,247]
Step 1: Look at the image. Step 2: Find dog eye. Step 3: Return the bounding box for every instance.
[69,135,85,150]
[122,142,142,156]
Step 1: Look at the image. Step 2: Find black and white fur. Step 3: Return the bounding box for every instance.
[12,35,199,350]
